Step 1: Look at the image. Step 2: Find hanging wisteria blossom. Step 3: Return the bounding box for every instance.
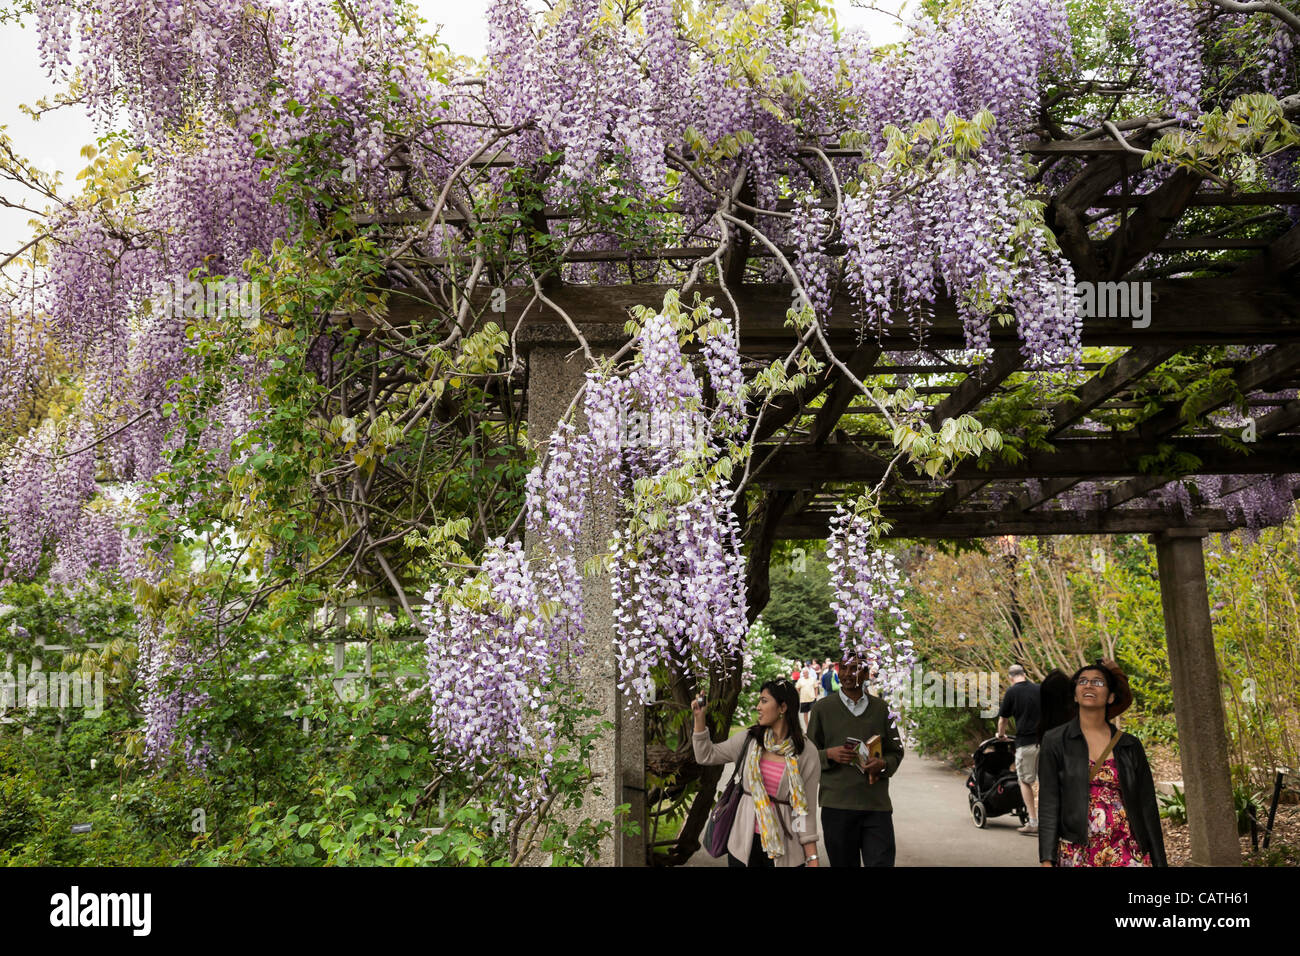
[1129,0,1203,122]
[825,506,915,722]
[423,298,748,804]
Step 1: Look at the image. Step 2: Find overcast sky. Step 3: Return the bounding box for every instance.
[0,1,907,261]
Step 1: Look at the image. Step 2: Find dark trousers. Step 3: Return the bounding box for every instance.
[726,832,806,868]
[821,807,896,867]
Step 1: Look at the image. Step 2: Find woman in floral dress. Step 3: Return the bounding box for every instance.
[1038,661,1166,867]
[1056,752,1151,867]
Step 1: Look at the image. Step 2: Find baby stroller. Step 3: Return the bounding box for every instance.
[965,737,1029,828]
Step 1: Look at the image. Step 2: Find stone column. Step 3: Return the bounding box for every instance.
[524,345,645,867]
[1151,528,1240,866]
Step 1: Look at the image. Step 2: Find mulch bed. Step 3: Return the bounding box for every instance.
[1162,805,1299,867]
[1146,743,1182,787]
[1148,743,1299,866]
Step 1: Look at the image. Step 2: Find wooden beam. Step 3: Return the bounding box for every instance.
[807,344,884,445]
[1031,191,1300,208]
[1155,237,1272,251]
[752,436,1300,487]
[1233,220,1300,278]
[1012,346,1181,511]
[1105,476,1174,513]
[1137,343,1300,442]
[913,349,1027,517]
[1050,133,1165,278]
[1253,397,1300,435]
[1025,140,1140,155]
[776,507,1238,539]
[1104,168,1204,276]
[363,278,1300,350]
[750,362,842,445]
[927,349,1024,429]
[1152,531,1241,865]
[923,478,992,519]
[1048,346,1178,436]
[1107,348,1300,511]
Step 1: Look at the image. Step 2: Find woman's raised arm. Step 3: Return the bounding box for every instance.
[692,726,750,766]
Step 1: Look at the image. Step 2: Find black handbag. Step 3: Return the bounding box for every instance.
[703,736,752,857]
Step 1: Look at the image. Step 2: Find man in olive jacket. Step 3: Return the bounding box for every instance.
[1037,717,1167,866]
[805,656,905,866]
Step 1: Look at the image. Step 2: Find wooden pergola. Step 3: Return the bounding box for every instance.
[358,130,1300,866]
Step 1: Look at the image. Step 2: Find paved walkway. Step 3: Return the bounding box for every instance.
[686,750,1037,866]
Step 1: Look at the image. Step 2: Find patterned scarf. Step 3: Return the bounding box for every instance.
[743,727,809,859]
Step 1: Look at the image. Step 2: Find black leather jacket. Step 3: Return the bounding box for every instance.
[1038,718,1167,866]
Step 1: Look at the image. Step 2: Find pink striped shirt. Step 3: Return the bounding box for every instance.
[753,757,785,833]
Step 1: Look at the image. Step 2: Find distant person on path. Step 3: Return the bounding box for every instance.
[1037,660,1165,867]
[821,658,839,696]
[805,655,905,866]
[997,664,1042,835]
[692,678,821,868]
[796,668,819,729]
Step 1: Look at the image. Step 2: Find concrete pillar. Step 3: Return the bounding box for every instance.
[524,346,645,867]
[1151,528,1240,865]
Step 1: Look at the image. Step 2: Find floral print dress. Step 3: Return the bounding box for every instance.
[1057,756,1152,867]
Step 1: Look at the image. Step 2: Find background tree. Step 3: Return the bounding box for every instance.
[760,544,841,663]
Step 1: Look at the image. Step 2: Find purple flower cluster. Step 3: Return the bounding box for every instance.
[790,194,834,322]
[700,311,746,441]
[1261,26,1295,97]
[137,610,212,769]
[12,0,447,742]
[1221,475,1299,534]
[9,0,1100,589]
[48,498,132,587]
[838,138,1081,365]
[421,539,582,806]
[1129,0,1203,122]
[825,507,915,722]
[13,0,1272,780]
[425,303,748,790]
[117,524,212,768]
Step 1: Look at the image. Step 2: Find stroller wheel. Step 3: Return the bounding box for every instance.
[971,801,987,829]
[1017,807,1028,825]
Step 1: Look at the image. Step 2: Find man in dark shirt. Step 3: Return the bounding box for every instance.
[997,664,1041,835]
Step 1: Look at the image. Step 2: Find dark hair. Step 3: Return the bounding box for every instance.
[748,678,805,753]
[1037,669,1073,743]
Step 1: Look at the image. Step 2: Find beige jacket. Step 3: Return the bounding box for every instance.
[693,728,821,867]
